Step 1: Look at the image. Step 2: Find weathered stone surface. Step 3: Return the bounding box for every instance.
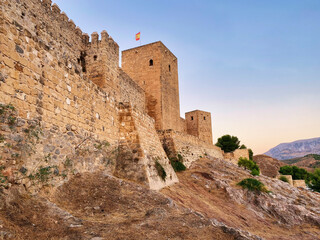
[253,154,284,178]
[15,45,24,54]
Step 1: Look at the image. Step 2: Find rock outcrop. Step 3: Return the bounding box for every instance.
[253,154,284,178]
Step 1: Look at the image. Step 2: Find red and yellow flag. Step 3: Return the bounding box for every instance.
[136,32,141,41]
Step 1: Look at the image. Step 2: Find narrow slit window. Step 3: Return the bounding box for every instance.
[94,55,98,61]
[204,117,206,120]
[191,116,193,120]
[149,59,153,66]
[169,65,171,72]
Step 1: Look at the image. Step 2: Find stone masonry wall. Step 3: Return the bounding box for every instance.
[0,0,119,145]
[116,104,178,190]
[158,130,224,168]
[0,0,124,192]
[223,149,249,165]
[293,180,307,188]
[119,69,145,113]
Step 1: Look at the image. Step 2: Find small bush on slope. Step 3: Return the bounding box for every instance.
[170,154,186,172]
[237,178,268,193]
[279,176,289,183]
[238,157,260,176]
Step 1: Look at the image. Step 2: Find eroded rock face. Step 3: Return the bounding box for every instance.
[253,154,284,178]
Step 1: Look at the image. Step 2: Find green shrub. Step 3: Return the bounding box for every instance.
[237,178,268,192]
[170,158,186,172]
[251,169,260,176]
[169,154,186,172]
[279,176,289,183]
[279,165,311,180]
[155,161,166,181]
[215,135,240,153]
[305,154,320,160]
[309,174,320,192]
[238,157,260,176]
[248,149,253,160]
[279,166,320,193]
[240,144,247,149]
[0,134,4,143]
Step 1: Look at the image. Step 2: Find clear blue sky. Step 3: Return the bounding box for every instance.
[54,0,320,154]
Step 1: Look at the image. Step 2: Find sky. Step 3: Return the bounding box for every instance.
[53,0,320,154]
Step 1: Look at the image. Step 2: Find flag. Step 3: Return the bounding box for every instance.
[136,32,140,41]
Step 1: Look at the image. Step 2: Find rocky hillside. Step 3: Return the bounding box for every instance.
[282,154,320,172]
[1,157,320,240]
[264,137,320,160]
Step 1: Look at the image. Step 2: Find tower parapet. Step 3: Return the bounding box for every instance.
[84,31,120,101]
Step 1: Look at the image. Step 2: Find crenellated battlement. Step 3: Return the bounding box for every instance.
[85,31,119,55]
[84,30,120,100]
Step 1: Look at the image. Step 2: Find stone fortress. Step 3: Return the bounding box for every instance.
[0,0,248,190]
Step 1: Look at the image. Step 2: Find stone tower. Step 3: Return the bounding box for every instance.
[84,31,120,101]
[185,110,213,144]
[121,42,181,131]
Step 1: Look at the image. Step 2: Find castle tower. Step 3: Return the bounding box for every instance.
[185,110,213,144]
[84,31,120,101]
[121,42,181,131]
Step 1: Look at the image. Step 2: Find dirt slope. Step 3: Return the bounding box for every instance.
[0,173,248,240]
[0,157,319,240]
[162,158,320,240]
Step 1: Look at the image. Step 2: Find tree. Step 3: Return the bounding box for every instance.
[240,144,247,149]
[248,149,253,160]
[215,135,240,153]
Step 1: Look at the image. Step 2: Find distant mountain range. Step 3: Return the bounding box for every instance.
[264,137,320,160]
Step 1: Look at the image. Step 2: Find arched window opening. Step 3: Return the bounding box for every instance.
[191,116,193,120]
[94,55,98,61]
[204,117,206,120]
[149,59,153,66]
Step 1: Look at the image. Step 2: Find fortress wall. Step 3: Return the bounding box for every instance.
[0,0,119,144]
[119,69,145,112]
[293,180,307,188]
[179,117,187,133]
[224,149,249,165]
[279,175,293,186]
[158,130,224,168]
[116,104,178,190]
[0,0,122,189]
